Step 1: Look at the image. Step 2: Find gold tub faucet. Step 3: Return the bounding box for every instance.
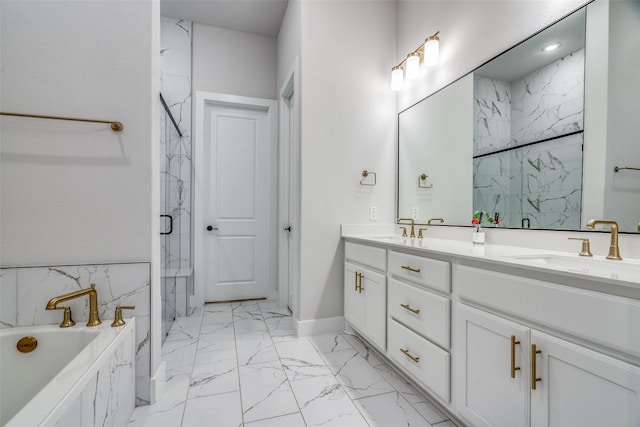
[46,283,101,326]
[585,219,622,260]
[397,218,416,238]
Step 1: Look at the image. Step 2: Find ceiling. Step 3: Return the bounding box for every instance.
[160,0,289,38]
[475,7,586,82]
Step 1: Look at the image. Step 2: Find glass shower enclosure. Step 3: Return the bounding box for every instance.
[160,93,183,342]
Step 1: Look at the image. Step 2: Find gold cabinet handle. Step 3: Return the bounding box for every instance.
[401,265,421,273]
[531,344,542,390]
[357,272,364,293]
[354,271,359,291]
[400,303,420,315]
[510,335,521,378]
[400,348,420,363]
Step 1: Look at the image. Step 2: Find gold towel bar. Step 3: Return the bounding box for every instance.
[1,112,123,132]
[614,166,640,173]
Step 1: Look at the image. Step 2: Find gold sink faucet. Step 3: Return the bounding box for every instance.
[397,218,416,238]
[46,283,101,326]
[585,219,622,260]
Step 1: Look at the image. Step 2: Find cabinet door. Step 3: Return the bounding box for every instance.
[456,304,530,427]
[531,331,640,427]
[361,267,386,350]
[344,262,364,329]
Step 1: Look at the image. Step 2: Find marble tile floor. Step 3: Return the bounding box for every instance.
[128,300,458,427]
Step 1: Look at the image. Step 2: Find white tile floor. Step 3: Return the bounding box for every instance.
[128,300,458,427]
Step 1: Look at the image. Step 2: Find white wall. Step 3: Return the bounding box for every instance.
[396,0,589,112]
[193,24,278,100]
[297,0,397,321]
[603,0,640,231]
[1,0,158,268]
[0,0,161,402]
[277,0,301,91]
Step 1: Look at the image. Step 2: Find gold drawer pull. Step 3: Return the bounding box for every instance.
[400,303,420,315]
[510,335,521,378]
[400,348,420,363]
[531,344,542,390]
[401,265,421,273]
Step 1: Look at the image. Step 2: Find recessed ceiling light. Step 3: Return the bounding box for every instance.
[542,43,560,52]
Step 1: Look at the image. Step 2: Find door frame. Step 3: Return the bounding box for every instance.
[278,59,301,316]
[193,91,278,307]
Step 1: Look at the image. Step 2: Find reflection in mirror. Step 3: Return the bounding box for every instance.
[398,1,640,233]
[473,9,585,230]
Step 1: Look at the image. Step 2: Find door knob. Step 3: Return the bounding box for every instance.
[206,225,218,231]
[284,226,292,232]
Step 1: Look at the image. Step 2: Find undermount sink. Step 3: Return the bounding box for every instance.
[507,254,640,281]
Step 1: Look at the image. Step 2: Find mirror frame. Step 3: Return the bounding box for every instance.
[396,0,638,234]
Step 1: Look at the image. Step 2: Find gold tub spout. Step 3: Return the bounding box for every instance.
[585,219,622,260]
[46,284,101,326]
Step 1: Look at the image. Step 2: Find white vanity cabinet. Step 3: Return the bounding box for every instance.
[455,265,640,427]
[344,242,387,350]
[386,250,452,403]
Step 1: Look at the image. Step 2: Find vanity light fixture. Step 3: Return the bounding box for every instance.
[391,31,440,91]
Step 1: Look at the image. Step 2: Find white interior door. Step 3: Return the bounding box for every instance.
[203,104,268,302]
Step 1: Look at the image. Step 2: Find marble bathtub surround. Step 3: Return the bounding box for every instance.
[128,300,457,427]
[0,262,151,404]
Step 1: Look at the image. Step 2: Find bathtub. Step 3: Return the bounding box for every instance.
[1,320,136,427]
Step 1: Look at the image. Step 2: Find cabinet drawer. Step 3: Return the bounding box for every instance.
[388,278,450,349]
[345,241,386,271]
[388,318,450,403]
[457,265,640,358]
[389,251,450,293]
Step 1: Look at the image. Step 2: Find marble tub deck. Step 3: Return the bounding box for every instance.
[128,300,457,427]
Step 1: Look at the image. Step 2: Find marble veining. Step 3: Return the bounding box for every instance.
[0,262,151,404]
[473,49,584,229]
[160,17,192,274]
[129,300,454,426]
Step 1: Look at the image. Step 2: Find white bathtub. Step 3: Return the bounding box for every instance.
[1,320,136,427]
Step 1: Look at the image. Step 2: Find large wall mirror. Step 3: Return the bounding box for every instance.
[398,0,640,233]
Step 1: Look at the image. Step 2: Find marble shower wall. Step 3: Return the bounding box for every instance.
[473,49,584,229]
[160,17,192,271]
[511,49,584,145]
[473,77,511,157]
[0,262,151,405]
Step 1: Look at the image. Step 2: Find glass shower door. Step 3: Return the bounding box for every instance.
[160,93,182,342]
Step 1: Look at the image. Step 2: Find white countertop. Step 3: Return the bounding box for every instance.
[342,231,640,290]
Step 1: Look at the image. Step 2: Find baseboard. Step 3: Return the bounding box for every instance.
[295,316,345,337]
[150,361,166,405]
